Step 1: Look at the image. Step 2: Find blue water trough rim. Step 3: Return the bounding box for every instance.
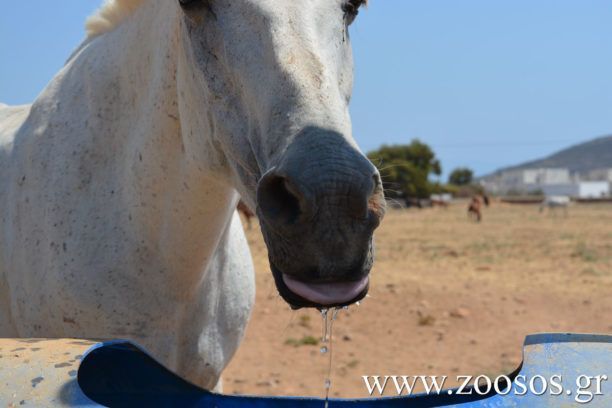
[76,332,612,404]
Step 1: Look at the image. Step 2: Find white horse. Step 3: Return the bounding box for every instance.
[0,0,384,390]
[540,195,570,216]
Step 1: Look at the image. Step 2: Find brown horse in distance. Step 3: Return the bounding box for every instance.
[468,196,483,222]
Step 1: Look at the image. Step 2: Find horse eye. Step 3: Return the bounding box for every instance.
[179,0,204,10]
[343,0,365,25]
[179,0,216,17]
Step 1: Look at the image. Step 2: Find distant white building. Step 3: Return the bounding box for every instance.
[482,168,571,195]
[522,168,571,185]
[580,167,612,198]
[578,181,610,198]
[583,168,612,182]
[482,167,611,198]
[542,182,609,198]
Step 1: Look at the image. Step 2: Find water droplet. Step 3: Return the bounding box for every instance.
[321,308,331,343]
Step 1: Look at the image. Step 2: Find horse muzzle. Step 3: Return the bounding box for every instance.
[256,127,384,309]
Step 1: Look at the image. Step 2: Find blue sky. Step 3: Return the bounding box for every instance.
[2,1,611,178]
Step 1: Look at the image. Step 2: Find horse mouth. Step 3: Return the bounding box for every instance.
[270,264,369,310]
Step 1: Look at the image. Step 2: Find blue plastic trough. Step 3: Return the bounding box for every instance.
[0,333,610,407]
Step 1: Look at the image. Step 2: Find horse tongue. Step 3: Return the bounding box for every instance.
[282,274,369,306]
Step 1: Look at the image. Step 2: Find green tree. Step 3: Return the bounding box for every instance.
[368,140,442,199]
[448,167,474,186]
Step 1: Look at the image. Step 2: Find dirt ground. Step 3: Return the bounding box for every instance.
[223,201,612,398]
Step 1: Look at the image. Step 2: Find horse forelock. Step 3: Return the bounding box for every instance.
[86,0,147,39]
[85,0,370,39]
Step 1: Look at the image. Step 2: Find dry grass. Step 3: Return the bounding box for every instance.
[223,201,612,398]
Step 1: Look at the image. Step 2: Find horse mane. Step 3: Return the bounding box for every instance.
[85,0,369,39]
[85,0,370,38]
[86,0,147,38]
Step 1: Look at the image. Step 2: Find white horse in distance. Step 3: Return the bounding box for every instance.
[0,0,385,390]
[540,195,571,215]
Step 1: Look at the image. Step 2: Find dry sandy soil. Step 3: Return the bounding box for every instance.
[224,201,612,398]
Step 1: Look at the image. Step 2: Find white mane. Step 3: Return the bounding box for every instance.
[85,0,370,39]
[86,0,147,38]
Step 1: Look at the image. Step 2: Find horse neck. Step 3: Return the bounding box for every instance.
[48,2,238,286]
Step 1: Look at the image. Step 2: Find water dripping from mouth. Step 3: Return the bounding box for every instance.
[320,308,329,343]
[320,307,342,408]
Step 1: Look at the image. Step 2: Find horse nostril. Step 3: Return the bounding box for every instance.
[257,172,305,226]
[367,172,386,224]
[347,172,383,221]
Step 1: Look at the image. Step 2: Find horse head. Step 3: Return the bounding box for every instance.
[177,0,385,309]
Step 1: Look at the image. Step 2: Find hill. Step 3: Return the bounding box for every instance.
[484,135,612,177]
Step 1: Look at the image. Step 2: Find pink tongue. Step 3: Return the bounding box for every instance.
[282,274,369,306]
